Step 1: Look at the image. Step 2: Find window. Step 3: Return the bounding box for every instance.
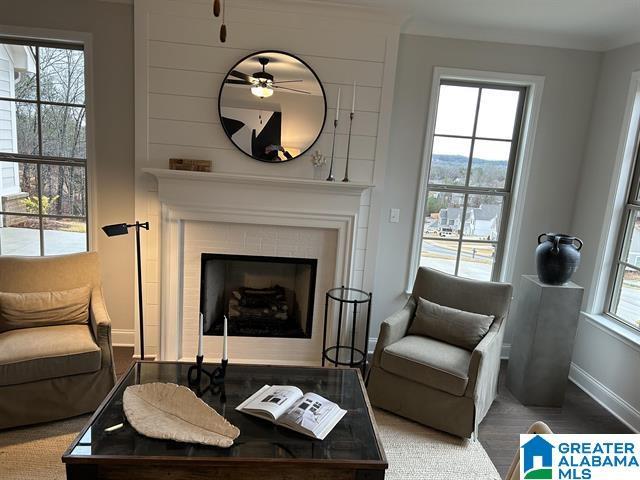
[417,80,526,281]
[607,139,640,330]
[0,39,87,256]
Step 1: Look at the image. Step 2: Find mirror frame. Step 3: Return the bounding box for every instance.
[217,50,327,163]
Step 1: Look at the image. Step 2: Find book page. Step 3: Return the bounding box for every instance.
[278,392,340,436]
[241,385,304,420]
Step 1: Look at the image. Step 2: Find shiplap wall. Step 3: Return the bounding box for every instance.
[134,0,400,355]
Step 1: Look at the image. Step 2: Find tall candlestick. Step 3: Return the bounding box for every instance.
[351,80,356,113]
[222,315,228,361]
[335,87,341,122]
[198,312,203,357]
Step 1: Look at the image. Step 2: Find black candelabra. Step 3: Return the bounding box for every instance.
[342,111,354,182]
[326,119,338,181]
[188,355,228,398]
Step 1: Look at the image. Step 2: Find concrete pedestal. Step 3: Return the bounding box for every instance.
[506,275,584,407]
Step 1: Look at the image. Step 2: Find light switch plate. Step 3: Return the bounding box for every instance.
[390,208,400,223]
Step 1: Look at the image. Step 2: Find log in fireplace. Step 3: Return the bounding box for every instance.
[200,253,317,339]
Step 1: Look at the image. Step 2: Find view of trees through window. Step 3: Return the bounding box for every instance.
[419,81,526,281]
[0,40,87,256]
[608,143,640,330]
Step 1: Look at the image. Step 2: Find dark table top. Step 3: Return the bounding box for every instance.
[63,361,386,468]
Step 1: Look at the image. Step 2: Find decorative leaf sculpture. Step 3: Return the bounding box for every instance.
[123,382,240,447]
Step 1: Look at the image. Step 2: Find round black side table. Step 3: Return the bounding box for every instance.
[321,286,372,374]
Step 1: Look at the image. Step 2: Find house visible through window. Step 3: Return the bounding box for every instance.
[418,80,526,281]
[607,137,640,330]
[0,39,87,256]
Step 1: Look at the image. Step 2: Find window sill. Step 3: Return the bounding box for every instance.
[581,312,640,351]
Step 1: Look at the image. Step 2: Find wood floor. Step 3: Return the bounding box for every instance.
[478,360,630,477]
[112,349,630,479]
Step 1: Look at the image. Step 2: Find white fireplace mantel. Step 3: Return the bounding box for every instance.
[143,168,373,363]
[142,168,373,196]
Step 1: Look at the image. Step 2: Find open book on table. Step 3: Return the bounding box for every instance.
[236,385,347,440]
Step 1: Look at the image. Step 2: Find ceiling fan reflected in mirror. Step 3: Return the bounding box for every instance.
[225,57,311,98]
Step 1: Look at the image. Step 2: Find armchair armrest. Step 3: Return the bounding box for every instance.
[89,287,114,372]
[371,296,416,367]
[464,316,505,416]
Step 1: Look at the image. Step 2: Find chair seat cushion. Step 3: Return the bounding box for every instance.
[380,335,472,396]
[0,324,101,386]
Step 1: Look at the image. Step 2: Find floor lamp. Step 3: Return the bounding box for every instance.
[102,221,150,359]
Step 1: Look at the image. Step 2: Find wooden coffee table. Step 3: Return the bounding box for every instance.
[63,361,387,479]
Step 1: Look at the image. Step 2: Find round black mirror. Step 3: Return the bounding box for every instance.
[218,51,326,163]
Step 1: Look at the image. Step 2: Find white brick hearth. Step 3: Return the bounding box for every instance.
[144,168,372,364]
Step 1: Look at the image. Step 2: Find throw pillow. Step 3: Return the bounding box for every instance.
[408,297,494,351]
[0,285,91,333]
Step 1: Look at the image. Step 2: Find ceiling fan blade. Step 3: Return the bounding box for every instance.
[229,70,253,82]
[271,79,303,84]
[225,79,251,85]
[274,85,311,94]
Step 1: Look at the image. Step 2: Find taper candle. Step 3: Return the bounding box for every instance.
[351,80,356,113]
[198,312,203,357]
[335,87,341,121]
[222,315,228,361]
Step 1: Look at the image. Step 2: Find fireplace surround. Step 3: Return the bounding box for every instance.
[144,168,372,364]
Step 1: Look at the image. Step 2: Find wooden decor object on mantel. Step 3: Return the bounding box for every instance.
[169,158,212,172]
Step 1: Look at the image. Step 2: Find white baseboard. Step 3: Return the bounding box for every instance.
[112,329,135,347]
[569,362,640,433]
[368,337,377,354]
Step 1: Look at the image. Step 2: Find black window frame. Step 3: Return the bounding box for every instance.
[606,131,640,330]
[0,37,88,256]
[419,79,527,281]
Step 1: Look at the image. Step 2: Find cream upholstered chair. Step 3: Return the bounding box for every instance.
[367,267,512,438]
[505,421,553,480]
[0,252,116,429]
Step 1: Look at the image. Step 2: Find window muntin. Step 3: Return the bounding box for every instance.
[420,80,526,281]
[607,140,640,330]
[0,39,87,256]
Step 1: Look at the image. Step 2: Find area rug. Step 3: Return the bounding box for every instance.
[0,409,500,479]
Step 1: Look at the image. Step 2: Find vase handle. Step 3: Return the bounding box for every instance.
[573,237,584,251]
[552,235,561,254]
[538,233,548,245]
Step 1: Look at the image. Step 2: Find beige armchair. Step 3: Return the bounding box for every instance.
[0,252,116,429]
[367,267,512,438]
[505,421,553,480]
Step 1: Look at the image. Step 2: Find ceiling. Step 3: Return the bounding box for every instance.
[102,0,638,51]
[314,0,640,51]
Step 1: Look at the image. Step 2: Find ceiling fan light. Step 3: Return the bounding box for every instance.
[251,85,273,98]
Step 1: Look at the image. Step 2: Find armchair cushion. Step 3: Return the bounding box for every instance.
[380,335,472,396]
[408,297,494,351]
[0,285,91,333]
[0,324,101,386]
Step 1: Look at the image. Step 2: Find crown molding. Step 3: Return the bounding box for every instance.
[402,18,611,52]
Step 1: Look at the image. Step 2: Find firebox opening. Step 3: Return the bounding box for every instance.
[200,253,317,339]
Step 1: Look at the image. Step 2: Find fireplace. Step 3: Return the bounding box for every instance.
[200,253,317,339]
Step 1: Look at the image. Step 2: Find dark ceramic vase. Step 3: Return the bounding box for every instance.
[536,233,583,285]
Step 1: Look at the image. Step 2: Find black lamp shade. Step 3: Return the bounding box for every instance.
[102,223,129,237]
